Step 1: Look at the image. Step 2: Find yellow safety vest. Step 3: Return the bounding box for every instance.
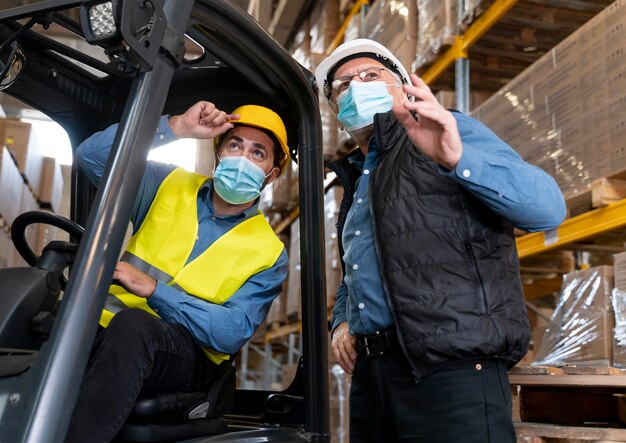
[101,167,284,364]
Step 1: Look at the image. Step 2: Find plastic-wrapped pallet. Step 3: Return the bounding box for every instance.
[330,364,351,443]
[612,251,626,366]
[413,0,456,70]
[533,265,615,366]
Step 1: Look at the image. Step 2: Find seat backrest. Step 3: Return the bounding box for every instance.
[0,267,60,350]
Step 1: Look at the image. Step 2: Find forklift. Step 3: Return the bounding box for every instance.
[0,1,330,441]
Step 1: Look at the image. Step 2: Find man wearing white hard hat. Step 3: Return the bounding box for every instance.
[66,101,290,442]
[316,39,566,442]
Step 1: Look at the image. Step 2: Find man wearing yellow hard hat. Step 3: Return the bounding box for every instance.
[66,101,290,443]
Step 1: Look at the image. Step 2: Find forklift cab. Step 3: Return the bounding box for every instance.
[0,1,329,442]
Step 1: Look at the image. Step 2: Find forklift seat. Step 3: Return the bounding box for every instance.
[117,360,236,442]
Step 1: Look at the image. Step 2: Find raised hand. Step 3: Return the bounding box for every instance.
[392,74,463,171]
[168,101,240,140]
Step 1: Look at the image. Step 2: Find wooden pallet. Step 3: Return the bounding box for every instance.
[515,421,626,442]
[510,365,626,433]
[566,177,626,218]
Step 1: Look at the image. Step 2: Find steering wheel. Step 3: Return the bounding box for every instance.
[11,210,85,266]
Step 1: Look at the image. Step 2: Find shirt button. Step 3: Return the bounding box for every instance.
[462,169,471,178]
[159,134,164,140]
[357,198,363,204]
[352,264,359,270]
[355,230,361,236]
[358,303,365,310]
[363,169,370,175]
[211,216,216,221]
[195,235,199,240]
[498,193,503,198]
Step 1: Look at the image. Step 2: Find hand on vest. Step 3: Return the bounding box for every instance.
[332,322,357,374]
[392,74,463,171]
[113,262,157,299]
[169,101,240,140]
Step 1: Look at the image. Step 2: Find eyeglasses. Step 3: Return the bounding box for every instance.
[330,66,390,94]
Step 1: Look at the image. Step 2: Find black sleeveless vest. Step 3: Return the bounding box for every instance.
[329,111,530,377]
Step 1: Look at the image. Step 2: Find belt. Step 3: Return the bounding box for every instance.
[355,329,400,357]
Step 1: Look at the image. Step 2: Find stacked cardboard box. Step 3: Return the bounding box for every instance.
[0,147,24,227]
[307,0,342,160]
[363,0,417,71]
[259,163,297,218]
[286,218,302,320]
[435,89,492,112]
[472,0,626,199]
[324,185,344,309]
[0,228,10,268]
[266,234,289,326]
[0,118,43,198]
[39,157,64,214]
[533,265,615,366]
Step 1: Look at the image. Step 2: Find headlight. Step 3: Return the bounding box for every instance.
[81,0,120,44]
[88,2,117,38]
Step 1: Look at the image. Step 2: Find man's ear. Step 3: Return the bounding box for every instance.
[264,167,280,186]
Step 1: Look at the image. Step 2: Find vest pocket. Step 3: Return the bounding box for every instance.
[464,242,487,315]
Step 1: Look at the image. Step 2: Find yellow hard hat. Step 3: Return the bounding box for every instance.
[230,104,290,175]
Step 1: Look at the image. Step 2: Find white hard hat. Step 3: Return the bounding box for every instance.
[314,39,412,101]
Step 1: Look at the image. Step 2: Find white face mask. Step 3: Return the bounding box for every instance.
[336,81,395,131]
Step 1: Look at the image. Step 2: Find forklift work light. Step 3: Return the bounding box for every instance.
[81,0,120,44]
[88,2,117,38]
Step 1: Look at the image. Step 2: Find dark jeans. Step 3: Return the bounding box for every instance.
[65,309,216,443]
[350,352,515,443]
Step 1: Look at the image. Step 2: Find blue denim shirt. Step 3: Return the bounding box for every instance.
[76,116,288,354]
[332,112,566,335]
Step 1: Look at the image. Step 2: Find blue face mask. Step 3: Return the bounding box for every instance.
[336,81,394,131]
[213,156,270,205]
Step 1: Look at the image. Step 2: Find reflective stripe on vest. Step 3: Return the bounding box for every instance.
[101,167,284,364]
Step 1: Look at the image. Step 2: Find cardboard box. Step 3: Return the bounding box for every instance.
[0,118,43,198]
[0,118,31,154]
[615,251,626,291]
[39,157,64,213]
[0,147,26,227]
[0,228,10,268]
[471,0,626,200]
[286,219,301,320]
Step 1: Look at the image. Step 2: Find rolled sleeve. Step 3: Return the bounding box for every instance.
[439,113,566,232]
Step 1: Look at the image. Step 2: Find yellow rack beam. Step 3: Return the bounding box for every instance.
[516,198,626,259]
[421,0,519,85]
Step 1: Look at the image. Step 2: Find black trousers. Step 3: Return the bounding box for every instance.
[350,351,516,443]
[65,309,216,443]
